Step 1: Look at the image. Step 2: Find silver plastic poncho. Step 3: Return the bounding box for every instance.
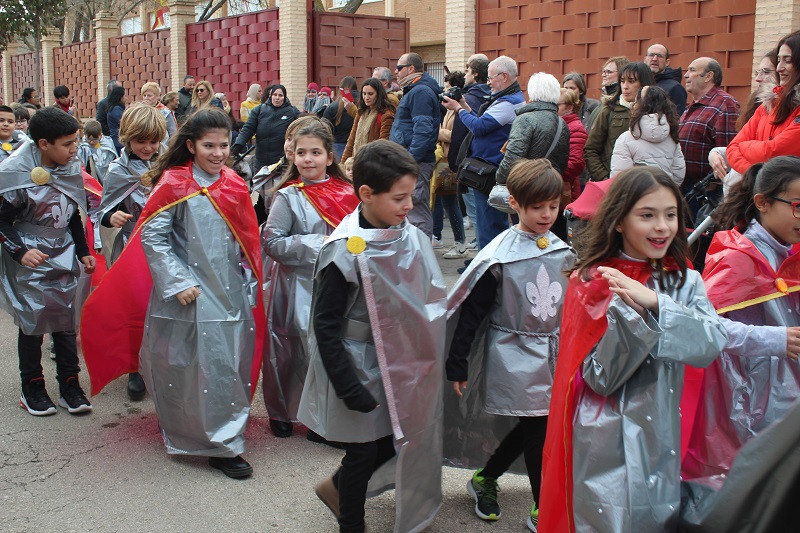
[572,268,726,532]
[683,221,800,485]
[77,136,117,182]
[0,141,87,335]
[261,184,330,423]
[91,150,151,264]
[138,166,258,457]
[443,228,575,468]
[298,209,447,533]
[0,131,29,163]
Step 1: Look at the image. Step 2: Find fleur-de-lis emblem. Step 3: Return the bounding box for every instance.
[526,265,562,320]
[51,196,74,229]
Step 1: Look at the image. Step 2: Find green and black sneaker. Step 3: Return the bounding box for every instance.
[467,469,500,520]
[527,502,539,532]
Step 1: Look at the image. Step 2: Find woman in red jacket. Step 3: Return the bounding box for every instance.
[558,87,588,202]
[727,31,800,173]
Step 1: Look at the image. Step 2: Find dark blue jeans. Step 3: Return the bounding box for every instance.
[473,188,509,249]
[433,194,465,243]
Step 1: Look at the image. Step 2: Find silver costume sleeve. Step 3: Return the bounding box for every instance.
[653,275,727,366]
[140,208,200,301]
[240,247,258,308]
[718,316,787,358]
[263,193,325,266]
[582,296,662,396]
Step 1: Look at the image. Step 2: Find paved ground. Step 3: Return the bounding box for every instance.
[0,217,536,532]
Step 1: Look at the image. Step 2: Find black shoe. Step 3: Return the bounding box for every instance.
[58,376,93,414]
[457,266,468,274]
[127,372,146,401]
[269,419,293,438]
[20,377,57,416]
[307,429,345,449]
[209,456,253,478]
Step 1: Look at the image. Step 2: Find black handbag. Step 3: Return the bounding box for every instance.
[456,156,497,196]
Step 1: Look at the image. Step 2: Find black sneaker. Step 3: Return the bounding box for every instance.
[58,376,93,414]
[467,469,501,520]
[209,456,253,478]
[127,372,146,401]
[20,377,57,416]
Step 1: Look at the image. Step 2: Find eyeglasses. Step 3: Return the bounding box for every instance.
[755,68,776,77]
[195,88,206,93]
[396,64,410,71]
[768,196,800,218]
[15,119,27,125]
[487,73,505,81]
[601,69,617,76]
[646,52,666,59]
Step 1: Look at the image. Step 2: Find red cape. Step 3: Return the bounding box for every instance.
[539,258,677,532]
[703,228,800,312]
[82,169,107,287]
[80,162,264,396]
[284,176,359,228]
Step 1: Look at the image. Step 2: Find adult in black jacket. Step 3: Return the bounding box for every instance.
[645,43,688,115]
[232,84,300,172]
[96,79,120,136]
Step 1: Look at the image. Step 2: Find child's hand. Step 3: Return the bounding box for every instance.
[80,255,96,274]
[453,381,467,397]
[110,211,134,228]
[176,287,201,305]
[787,326,800,360]
[20,248,48,267]
[597,266,658,314]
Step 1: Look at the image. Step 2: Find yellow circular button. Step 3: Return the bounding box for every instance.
[346,235,366,255]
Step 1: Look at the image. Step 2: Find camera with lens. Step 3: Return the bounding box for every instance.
[438,86,463,103]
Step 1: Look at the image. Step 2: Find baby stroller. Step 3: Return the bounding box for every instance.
[563,178,614,245]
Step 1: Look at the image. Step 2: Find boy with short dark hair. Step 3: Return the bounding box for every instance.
[0,106,96,416]
[299,139,446,533]
[0,105,27,162]
[53,85,74,115]
[77,119,117,182]
[13,106,31,135]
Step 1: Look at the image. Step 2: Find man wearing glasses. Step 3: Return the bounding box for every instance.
[645,43,688,115]
[389,52,442,237]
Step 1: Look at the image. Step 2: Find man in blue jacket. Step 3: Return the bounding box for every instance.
[390,52,441,237]
[442,55,525,248]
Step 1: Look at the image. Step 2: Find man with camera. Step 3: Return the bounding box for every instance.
[389,52,442,237]
[442,55,525,248]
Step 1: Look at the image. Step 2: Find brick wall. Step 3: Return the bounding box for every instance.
[11,52,44,103]
[54,40,97,119]
[313,12,409,88]
[477,0,756,105]
[0,63,4,105]
[186,8,280,120]
[355,0,445,46]
[109,29,171,104]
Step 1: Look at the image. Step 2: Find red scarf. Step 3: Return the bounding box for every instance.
[539,257,679,532]
[80,162,264,396]
[284,176,359,228]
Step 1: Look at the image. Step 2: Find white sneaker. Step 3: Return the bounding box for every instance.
[466,239,478,251]
[463,217,472,229]
[443,243,468,259]
[432,237,443,249]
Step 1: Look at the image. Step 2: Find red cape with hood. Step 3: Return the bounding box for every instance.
[539,257,680,532]
[283,176,359,228]
[80,162,264,396]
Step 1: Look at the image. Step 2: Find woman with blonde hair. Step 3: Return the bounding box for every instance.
[188,80,222,115]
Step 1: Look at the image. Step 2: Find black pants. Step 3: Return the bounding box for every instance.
[18,329,80,386]
[482,416,548,503]
[332,434,396,533]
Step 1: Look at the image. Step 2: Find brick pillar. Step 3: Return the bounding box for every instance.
[752,0,800,85]
[41,27,61,107]
[279,0,308,105]
[140,3,150,32]
[95,12,119,102]
[2,49,16,106]
[168,0,197,93]
[385,0,395,17]
[445,0,476,71]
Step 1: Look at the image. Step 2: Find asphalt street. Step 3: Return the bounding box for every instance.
[0,218,537,532]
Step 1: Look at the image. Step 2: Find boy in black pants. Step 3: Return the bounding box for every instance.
[0,106,96,416]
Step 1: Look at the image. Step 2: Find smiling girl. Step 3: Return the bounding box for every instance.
[261,121,359,439]
[538,166,727,532]
[683,155,800,484]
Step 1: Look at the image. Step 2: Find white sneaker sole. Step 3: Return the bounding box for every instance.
[19,396,57,416]
[58,397,93,414]
[527,514,538,532]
